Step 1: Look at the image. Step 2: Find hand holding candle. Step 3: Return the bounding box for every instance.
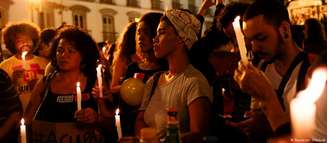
[232,16,249,64]
[20,118,27,143]
[115,108,122,140]
[76,82,82,111]
[96,64,103,98]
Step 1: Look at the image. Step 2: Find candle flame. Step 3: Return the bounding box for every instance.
[290,67,326,138]
[134,17,140,22]
[21,118,25,125]
[234,16,240,23]
[22,51,28,61]
[102,46,106,54]
[76,82,80,87]
[115,108,120,115]
[297,67,327,102]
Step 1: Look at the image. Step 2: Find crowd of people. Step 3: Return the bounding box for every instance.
[0,0,326,143]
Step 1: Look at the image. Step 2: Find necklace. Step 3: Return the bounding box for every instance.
[164,71,176,81]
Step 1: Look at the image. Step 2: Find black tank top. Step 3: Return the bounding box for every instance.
[35,74,97,122]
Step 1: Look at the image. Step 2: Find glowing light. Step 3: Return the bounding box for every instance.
[291,67,327,139]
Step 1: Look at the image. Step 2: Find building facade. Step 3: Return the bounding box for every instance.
[1,0,222,43]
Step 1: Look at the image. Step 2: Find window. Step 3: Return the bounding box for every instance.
[70,5,90,30]
[102,15,116,42]
[172,0,181,9]
[100,0,114,5]
[188,0,197,14]
[100,8,117,42]
[206,9,214,17]
[37,7,55,29]
[76,0,95,2]
[126,11,141,23]
[127,0,139,8]
[151,0,162,10]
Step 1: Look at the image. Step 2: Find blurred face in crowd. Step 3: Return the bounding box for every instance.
[136,21,153,53]
[243,15,284,63]
[38,42,51,59]
[15,33,33,55]
[153,20,180,59]
[56,39,82,72]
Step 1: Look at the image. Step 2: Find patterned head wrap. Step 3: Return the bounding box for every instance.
[164,9,201,50]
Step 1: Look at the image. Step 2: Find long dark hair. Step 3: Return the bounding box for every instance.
[136,12,162,61]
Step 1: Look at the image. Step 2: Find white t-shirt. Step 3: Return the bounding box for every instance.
[0,55,48,111]
[264,62,302,113]
[139,65,212,138]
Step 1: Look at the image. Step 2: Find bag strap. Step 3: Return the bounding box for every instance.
[33,71,57,119]
[276,52,307,111]
[149,71,163,100]
[296,53,310,92]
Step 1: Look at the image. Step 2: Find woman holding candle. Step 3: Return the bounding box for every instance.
[25,27,115,142]
[114,12,167,137]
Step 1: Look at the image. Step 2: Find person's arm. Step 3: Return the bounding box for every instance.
[135,111,148,137]
[197,0,216,17]
[24,78,46,124]
[181,97,211,143]
[196,0,217,37]
[91,86,115,125]
[110,59,127,93]
[234,62,289,131]
[0,112,21,140]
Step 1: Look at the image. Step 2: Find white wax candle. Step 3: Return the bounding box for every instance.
[20,118,27,143]
[290,68,327,139]
[115,108,122,140]
[232,16,248,64]
[76,82,82,111]
[21,51,28,69]
[96,64,103,98]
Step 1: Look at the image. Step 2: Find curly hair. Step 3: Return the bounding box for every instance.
[50,27,99,80]
[112,22,137,71]
[2,22,40,54]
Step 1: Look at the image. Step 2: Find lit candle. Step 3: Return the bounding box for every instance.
[21,51,28,69]
[76,82,82,111]
[232,16,248,64]
[96,64,103,98]
[20,118,27,143]
[102,46,107,55]
[221,88,225,96]
[134,17,140,22]
[290,68,327,139]
[115,108,122,140]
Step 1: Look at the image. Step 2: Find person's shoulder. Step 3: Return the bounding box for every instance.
[183,65,209,84]
[0,69,11,91]
[0,56,17,67]
[32,56,50,64]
